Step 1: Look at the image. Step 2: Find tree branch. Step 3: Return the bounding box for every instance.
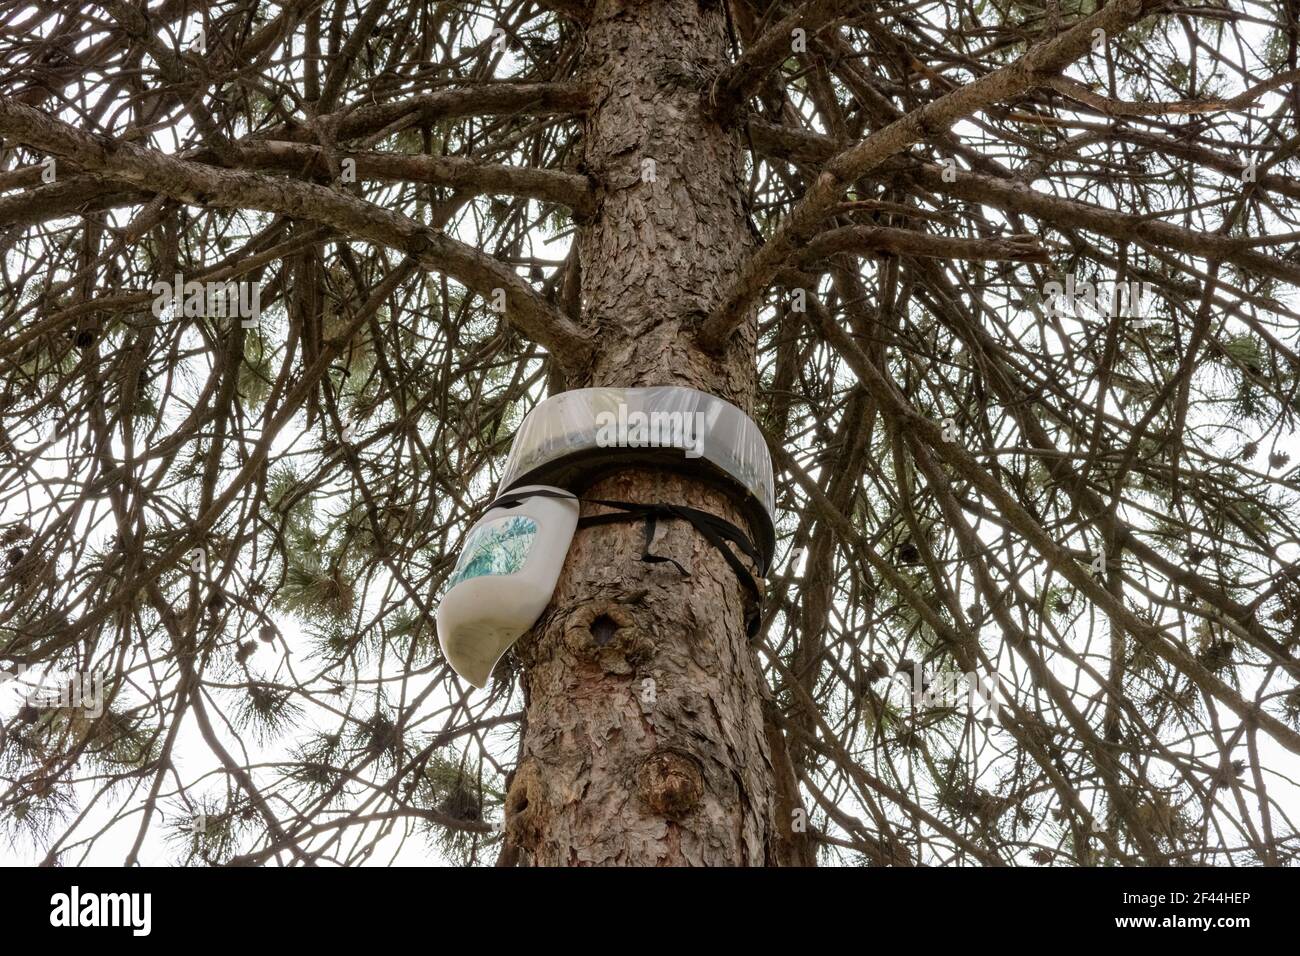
[259,82,593,146]
[747,119,1300,286]
[799,224,1053,264]
[700,0,1161,351]
[236,142,597,216]
[0,96,594,369]
[708,0,855,119]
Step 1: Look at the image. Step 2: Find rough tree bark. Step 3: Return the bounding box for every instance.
[503,0,814,866]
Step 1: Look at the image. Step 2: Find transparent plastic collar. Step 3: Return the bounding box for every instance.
[499,386,776,549]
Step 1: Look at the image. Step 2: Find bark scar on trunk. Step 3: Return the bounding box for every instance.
[636,748,704,819]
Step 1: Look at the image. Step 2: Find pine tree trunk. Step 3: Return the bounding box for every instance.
[503,0,813,866]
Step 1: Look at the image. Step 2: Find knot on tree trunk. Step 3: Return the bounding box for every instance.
[504,757,545,853]
[636,749,704,819]
[563,601,653,673]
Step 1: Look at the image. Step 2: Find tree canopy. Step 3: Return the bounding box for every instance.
[2,0,1299,865]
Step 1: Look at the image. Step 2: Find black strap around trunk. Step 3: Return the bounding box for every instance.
[489,488,764,639]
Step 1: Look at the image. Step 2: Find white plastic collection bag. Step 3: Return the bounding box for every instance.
[436,485,578,687]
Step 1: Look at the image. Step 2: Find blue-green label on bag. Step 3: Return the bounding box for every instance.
[447,515,538,589]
